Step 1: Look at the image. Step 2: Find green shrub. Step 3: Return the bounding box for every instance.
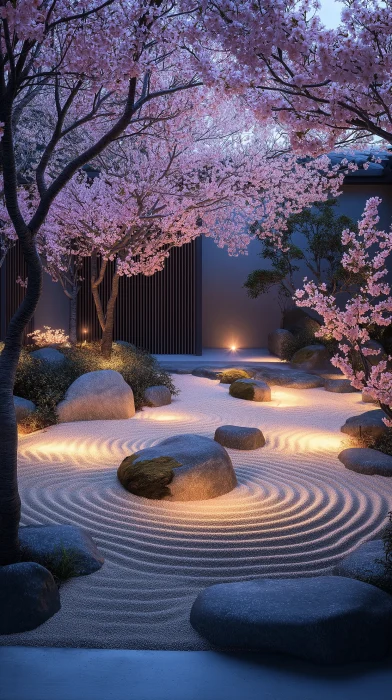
[13,342,177,433]
[370,429,392,457]
[220,368,253,384]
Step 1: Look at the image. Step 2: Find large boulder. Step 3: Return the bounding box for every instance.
[253,366,324,389]
[290,344,330,371]
[19,525,104,577]
[362,390,378,404]
[267,329,295,359]
[30,347,66,364]
[340,410,388,441]
[190,576,392,664]
[57,369,135,422]
[338,447,392,476]
[229,379,271,402]
[214,425,265,450]
[324,378,358,393]
[143,385,171,407]
[117,434,237,501]
[283,308,321,335]
[0,562,60,634]
[334,540,392,593]
[13,396,36,422]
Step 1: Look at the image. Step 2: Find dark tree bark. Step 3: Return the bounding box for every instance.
[91,253,120,358]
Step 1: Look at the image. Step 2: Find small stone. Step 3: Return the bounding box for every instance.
[30,347,66,364]
[229,378,271,402]
[338,447,392,476]
[334,540,392,593]
[19,525,104,577]
[118,434,237,501]
[0,562,60,634]
[214,425,265,450]
[144,385,172,407]
[362,390,378,404]
[340,410,388,440]
[290,344,330,371]
[57,369,135,422]
[192,367,223,380]
[13,396,36,422]
[267,329,295,359]
[324,379,358,393]
[190,576,392,664]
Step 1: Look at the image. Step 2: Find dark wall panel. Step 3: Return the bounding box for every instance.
[78,239,202,354]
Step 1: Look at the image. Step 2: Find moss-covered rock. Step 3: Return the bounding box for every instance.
[290,344,330,370]
[229,379,271,402]
[220,369,253,385]
[117,455,182,499]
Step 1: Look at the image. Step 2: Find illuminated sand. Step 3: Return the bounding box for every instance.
[2,375,392,650]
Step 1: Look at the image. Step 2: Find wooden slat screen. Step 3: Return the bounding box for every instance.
[77,238,202,354]
[0,242,34,342]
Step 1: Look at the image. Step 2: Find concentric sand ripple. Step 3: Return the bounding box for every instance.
[3,375,392,650]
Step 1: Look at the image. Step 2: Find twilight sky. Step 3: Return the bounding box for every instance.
[318,0,343,28]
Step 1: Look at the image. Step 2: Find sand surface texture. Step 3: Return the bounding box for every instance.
[2,374,392,650]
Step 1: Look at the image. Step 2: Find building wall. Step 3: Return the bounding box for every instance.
[201,183,392,349]
[34,271,69,335]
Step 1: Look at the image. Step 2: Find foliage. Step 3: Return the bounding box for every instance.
[14,343,177,433]
[244,200,357,303]
[370,430,392,457]
[20,544,80,585]
[27,326,69,347]
[295,198,392,424]
[117,455,181,499]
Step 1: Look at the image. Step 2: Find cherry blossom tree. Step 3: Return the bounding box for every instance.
[0,0,231,566]
[201,0,392,154]
[295,197,392,423]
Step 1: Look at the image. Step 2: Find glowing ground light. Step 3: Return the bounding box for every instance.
[230,345,237,352]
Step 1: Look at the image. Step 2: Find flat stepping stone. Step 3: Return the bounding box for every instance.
[324,378,358,393]
[253,366,324,389]
[214,425,265,450]
[143,385,171,407]
[334,539,392,593]
[118,434,237,501]
[190,576,392,664]
[19,525,104,576]
[338,447,392,476]
[340,410,388,440]
[0,562,60,634]
[229,379,271,402]
[192,367,224,379]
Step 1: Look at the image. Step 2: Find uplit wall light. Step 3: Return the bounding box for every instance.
[230,344,237,352]
[82,328,88,345]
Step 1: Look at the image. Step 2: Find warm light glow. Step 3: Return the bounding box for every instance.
[230,345,237,352]
[134,411,188,422]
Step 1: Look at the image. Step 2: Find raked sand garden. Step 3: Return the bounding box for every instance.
[2,372,392,651]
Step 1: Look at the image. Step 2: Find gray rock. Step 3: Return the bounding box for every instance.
[192,367,224,380]
[13,396,36,422]
[114,340,136,350]
[144,385,172,407]
[340,410,388,440]
[291,344,330,371]
[190,576,392,664]
[229,378,271,402]
[283,308,321,335]
[118,434,237,501]
[19,525,104,576]
[324,379,358,393]
[363,340,387,366]
[214,425,265,450]
[30,347,66,364]
[338,447,392,476]
[267,329,295,359]
[362,390,378,404]
[253,366,325,389]
[57,369,135,422]
[0,562,60,634]
[334,540,392,592]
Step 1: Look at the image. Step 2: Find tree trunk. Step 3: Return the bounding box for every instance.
[0,234,42,565]
[69,290,78,345]
[100,272,120,359]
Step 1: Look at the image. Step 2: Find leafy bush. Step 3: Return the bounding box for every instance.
[13,342,177,433]
[370,429,392,457]
[219,368,253,384]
